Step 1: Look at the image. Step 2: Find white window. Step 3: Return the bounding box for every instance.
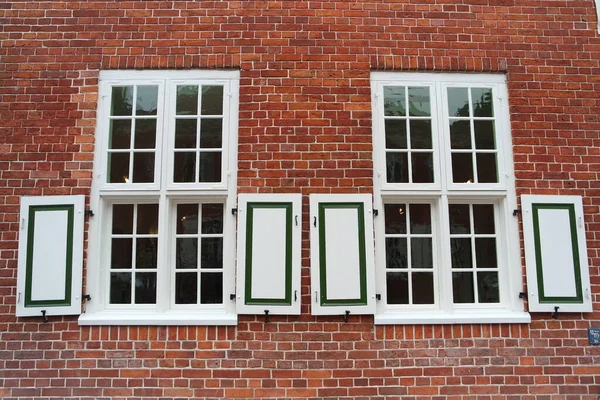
[371,72,530,324]
[80,70,239,325]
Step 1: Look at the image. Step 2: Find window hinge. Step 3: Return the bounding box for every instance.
[512,209,521,217]
[85,210,95,217]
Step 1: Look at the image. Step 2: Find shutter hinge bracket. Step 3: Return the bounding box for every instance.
[343,310,350,323]
[231,208,238,215]
[83,294,92,302]
[264,310,269,323]
[41,310,49,324]
[512,209,521,217]
[230,293,236,301]
[518,292,527,299]
[373,209,379,217]
[552,306,559,319]
[85,210,95,217]
[376,293,382,300]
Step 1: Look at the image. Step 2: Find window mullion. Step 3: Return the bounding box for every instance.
[437,194,453,313]
[156,192,170,311]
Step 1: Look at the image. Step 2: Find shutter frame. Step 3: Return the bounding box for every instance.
[522,195,592,313]
[16,195,85,317]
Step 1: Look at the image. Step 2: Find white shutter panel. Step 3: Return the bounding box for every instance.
[236,194,301,315]
[16,195,85,317]
[522,195,592,313]
[310,194,376,316]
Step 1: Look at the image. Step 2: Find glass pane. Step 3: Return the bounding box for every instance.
[386,272,408,304]
[174,152,196,183]
[411,238,433,269]
[384,203,407,234]
[134,119,157,149]
[408,87,430,116]
[201,238,223,269]
[199,152,222,182]
[111,238,132,269]
[176,85,199,115]
[136,238,158,269]
[412,272,434,304]
[411,153,433,183]
[111,86,133,116]
[175,119,197,149]
[175,272,198,304]
[386,152,408,183]
[112,204,133,234]
[108,152,130,183]
[201,204,224,234]
[477,272,499,303]
[451,238,472,269]
[473,204,495,234]
[409,120,432,149]
[110,272,131,304]
[386,238,407,269]
[475,238,498,269]
[474,120,495,150]
[136,86,158,116]
[132,152,155,183]
[134,272,156,304]
[200,119,223,148]
[452,272,475,303]
[200,272,223,304]
[449,120,471,149]
[177,204,199,234]
[476,153,498,183]
[447,87,469,117]
[136,204,159,234]
[383,86,406,116]
[449,204,470,234]
[409,204,431,234]
[384,119,407,149]
[451,153,474,183]
[176,238,198,269]
[201,86,224,115]
[109,120,131,149]
[472,88,493,117]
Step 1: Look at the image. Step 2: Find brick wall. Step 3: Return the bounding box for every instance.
[1,0,600,398]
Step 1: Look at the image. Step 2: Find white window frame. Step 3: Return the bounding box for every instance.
[371,72,530,324]
[80,70,239,326]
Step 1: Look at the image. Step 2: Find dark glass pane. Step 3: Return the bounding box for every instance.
[475,238,497,269]
[201,238,223,269]
[476,153,498,183]
[200,119,223,148]
[111,86,133,116]
[200,272,223,304]
[136,204,159,234]
[449,120,471,149]
[386,272,408,304]
[474,120,495,150]
[477,272,499,303]
[177,204,199,234]
[451,238,472,269]
[110,272,131,304]
[134,119,157,149]
[175,272,198,304]
[409,204,431,234]
[176,238,198,269]
[472,88,494,117]
[201,86,224,115]
[473,204,495,234]
[408,87,430,116]
[176,85,199,115]
[412,272,434,304]
[384,203,407,234]
[452,272,475,303]
[111,238,132,269]
[447,88,469,117]
[199,152,222,182]
[409,120,432,149]
[108,153,130,183]
[136,86,158,116]
[109,120,131,149]
[385,119,407,149]
[411,152,433,183]
[175,119,197,149]
[386,238,407,269]
[134,272,156,304]
[174,152,196,183]
[411,238,433,269]
[451,153,474,183]
[386,152,408,183]
[449,204,471,234]
[136,238,158,269]
[112,204,133,234]
[201,204,224,234]
[383,86,406,116]
[132,152,154,183]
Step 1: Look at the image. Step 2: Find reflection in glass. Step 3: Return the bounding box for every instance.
[108,153,130,183]
[110,272,131,304]
[174,152,196,182]
[200,119,223,148]
[473,204,495,234]
[386,272,408,304]
[409,204,431,234]
[176,86,199,115]
[474,120,495,149]
[411,153,433,183]
[111,86,133,116]
[175,119,197,149]
[449,120,471,149]
[477,272,499,303]
[200,272,223,304]
[451,153,474,183]
[449,204,470,234]
[136,86,158,116]
[201,86,224,115]
[111,238,132,269]
[475,238,498,269]
[175,272,197,304]
[199,152,222,182]
[384,204,407,234]
[135,272,157,304]
[176,238,198,269]
[385,119,407,149]
[136,204,159,234]
[109,120,131,149]
[132,152,154,183]
[201,238,223,268]
[476,153,498,183]
[136,238,158,269]
[384,87,406,116]
[409,120,432,149]
[451,238,472,269]
[412,272,434,304]
[408,87,430,116]
[411,238,433,269]
[112,204,133,234]
[452,272,475,303]
[447,88,469,117]
[201,204,224,234]
[386,152,408,183]
[386,238,407,269]
[134,119,156,149]
[177,204,199,234]
[472,88,493,117]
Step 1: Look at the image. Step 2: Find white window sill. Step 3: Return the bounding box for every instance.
[78,310,238,326]
[374,310,531,325]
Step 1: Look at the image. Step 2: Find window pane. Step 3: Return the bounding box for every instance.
[176,86,199,115]
[199,152,222,182]
[175,272,198,304]
[136,86,158,116]
[409,120,432,149]
[109,120,131,149]
[200,119,223,149]
[475,238,498,269]
[447,88,469,117]
[384,204,407,234]
[136,204,159,234]
[177,204,199,234]
[409,204,431,234]
[476,153,498,183]
[449,204,470,234]
[451,153,474,183]
[452,272,475,303]
[176,238,198,269]
[408,87,430,116]
[449,120,471,149]
[111,238,133,269]
[385,119,407,149]
[472,88,493,117]
[200,272,223,304]
[175,119,197,149]
[174,152,196,182]
[134,119,157,149]
[411,238,433,269]
[474,120,495,150]
[136,238,158,269]
[386,272,408,304]
[201,238,223,269]
[450,238,472,269]
[386,238,407,269]
[386,152,408,183]
[110,272,131,304]
[112,204,133,234]
[111,86,133,116]
[473,204,495,234]
[477,272,499,303]
[108,153,130,183]
[201,86,224,115]
[134,272,157,304]
[411,153,433,183]
[384,87,406,116]
[132,152,155,183]
[412,272,434,304]
[201,204,224,234]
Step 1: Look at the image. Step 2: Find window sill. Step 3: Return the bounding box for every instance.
[374,310,531,325]
[78,310,238,326]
